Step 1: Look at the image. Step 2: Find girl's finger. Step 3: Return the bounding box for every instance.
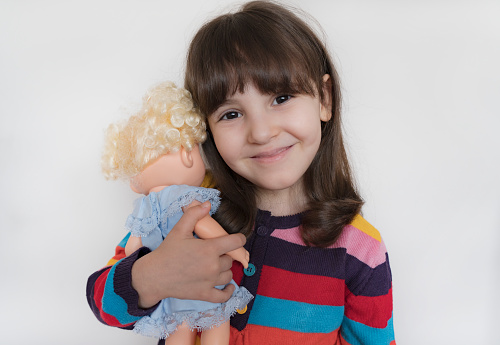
[219,254,234,272]
[215,269,234,287]
[205,284,236,304]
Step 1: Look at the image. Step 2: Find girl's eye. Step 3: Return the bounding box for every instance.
[220,111,242,121]
[273,95,292,105]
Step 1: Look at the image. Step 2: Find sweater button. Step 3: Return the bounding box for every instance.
[244,263,256,276]
[257,226,269,236]
[236,305,248,314]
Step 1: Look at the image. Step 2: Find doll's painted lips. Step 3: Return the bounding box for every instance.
[252,145,293,162]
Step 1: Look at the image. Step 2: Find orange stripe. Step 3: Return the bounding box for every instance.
[106,245,127,267]
[230,325,341,345]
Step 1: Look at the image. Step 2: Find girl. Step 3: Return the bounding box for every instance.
[87,1,395,344]
[100,82,252,343]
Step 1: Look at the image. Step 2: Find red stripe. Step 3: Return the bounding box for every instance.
[257,265,344,306]
[344,285,393,328]
[232,261,244,285]
[339,333,353,345]
[93,267,129,327]
[93,269,107,314]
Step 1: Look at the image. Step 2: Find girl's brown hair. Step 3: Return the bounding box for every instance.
[185,1,363,247]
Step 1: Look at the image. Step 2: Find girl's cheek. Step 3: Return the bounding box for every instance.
[214,138,231,159]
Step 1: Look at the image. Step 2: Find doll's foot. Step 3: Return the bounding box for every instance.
[227,248,249,268]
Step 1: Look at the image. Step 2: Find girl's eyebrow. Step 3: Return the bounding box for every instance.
[209,100,232,117]
[216,97,238,110]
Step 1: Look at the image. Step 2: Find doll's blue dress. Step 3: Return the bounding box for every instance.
[126,185,253,339]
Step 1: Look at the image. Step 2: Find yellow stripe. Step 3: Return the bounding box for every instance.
[350,214,381,242]
[107,258,119,266]
[201,170,216,188]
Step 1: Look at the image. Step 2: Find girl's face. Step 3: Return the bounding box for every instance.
[208,76,331,196]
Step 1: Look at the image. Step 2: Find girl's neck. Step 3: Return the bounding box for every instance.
[255,183,307,217]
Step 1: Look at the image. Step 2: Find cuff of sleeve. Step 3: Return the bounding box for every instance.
[113,247,159,317]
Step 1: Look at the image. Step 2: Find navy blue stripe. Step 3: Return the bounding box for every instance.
[113,247,158,317]
[265,235,347,279]
[345,252,392,296]
[86,266,137,329]
[86,266,111,325]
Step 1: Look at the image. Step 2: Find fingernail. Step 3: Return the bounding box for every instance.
[201,201,210,208]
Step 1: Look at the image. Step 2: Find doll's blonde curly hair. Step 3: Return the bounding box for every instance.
[102,82,206,180]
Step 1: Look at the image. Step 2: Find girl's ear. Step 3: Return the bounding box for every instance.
[180,147,194,168]
[320,74,333,122]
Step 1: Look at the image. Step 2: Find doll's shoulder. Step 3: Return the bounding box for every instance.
[159,185,221,217]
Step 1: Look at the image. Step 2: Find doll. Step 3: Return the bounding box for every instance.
[101,82,252,344]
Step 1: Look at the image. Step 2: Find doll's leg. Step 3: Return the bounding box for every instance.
[200,321,230,345]
[183,201,249,268]
[124,235,143,256]
[195,216,250,268]
[164,322,197,345]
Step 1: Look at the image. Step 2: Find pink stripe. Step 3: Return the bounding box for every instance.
[271,226,303,244]
[271,225,386,268]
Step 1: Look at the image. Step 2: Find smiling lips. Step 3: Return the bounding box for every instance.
[251,145,293,162]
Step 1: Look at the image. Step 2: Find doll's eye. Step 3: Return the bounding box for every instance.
[220,111,242,121]
[272,95,292,105]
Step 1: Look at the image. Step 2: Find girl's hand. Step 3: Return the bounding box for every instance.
[131,202,246,308]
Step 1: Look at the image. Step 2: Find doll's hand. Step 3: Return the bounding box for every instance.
[131,201,246,309]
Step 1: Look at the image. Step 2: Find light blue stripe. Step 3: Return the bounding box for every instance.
[102,258,142,325]
[248,295,344,333]
[341,314,395,345]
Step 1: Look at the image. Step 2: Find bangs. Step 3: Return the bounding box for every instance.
[186,6,328,116]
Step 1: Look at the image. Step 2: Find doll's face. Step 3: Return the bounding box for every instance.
[130,145,206,195]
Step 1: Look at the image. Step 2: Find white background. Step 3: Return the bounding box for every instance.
[1,0,499,344]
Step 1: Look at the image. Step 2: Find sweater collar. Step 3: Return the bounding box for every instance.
[255,209,302,230]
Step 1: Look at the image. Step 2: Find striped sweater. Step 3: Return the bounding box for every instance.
[87,211,395,344]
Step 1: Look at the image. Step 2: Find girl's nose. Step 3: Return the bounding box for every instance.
[247,111,278,144]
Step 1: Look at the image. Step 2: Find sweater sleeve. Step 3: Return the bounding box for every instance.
[339,216,396,345]
[86,233,158,328]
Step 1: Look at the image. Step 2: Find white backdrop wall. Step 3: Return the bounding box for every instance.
[1,1,499,344]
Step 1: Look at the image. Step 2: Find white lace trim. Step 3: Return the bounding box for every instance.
[133,287,253,339]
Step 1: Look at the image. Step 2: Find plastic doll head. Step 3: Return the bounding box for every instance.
[101,82,206,181]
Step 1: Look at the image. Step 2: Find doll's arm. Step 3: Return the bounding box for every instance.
[195,215,250,269]
[125,236,143,257]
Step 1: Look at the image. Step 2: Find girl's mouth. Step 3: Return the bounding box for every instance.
[252,145,293,162]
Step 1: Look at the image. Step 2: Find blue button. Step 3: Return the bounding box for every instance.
[257,226,268,236]
[244,263,256,276]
